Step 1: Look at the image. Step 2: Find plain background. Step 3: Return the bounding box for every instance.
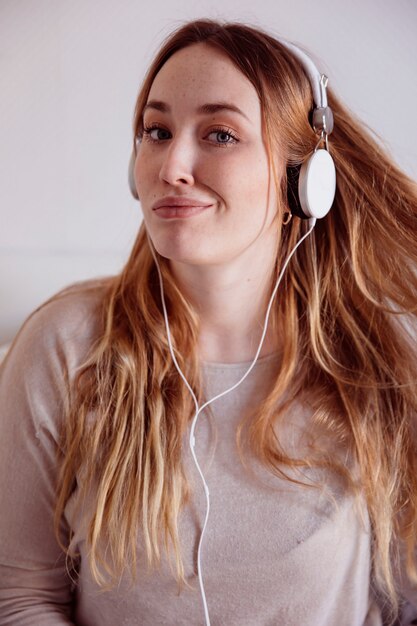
[1,0,416,346]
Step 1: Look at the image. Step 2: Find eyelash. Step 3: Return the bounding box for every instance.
[140,124,239,148]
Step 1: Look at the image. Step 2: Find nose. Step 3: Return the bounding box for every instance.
[158,133,196,187]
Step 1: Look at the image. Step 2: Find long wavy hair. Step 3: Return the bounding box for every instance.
[53,18,417,621]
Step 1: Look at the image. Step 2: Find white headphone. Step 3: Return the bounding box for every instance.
[127,37,336,221]
[282,40,336,219]
[129,37,337,626]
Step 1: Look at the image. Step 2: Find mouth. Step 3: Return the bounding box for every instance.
[153,204,213,219]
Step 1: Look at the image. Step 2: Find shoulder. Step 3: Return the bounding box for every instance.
[0,276,113,393]
[28,275,109,332]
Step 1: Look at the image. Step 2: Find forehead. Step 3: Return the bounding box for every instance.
[146,43,261,123]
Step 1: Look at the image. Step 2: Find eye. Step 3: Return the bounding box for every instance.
[140,124,239,148]
[206,127,239,147]
[141,125,171,142]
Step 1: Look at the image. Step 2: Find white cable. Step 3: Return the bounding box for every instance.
[148,216,316,626]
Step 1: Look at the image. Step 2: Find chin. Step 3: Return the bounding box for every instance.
[146,225,214,265]
[157,247,214,266]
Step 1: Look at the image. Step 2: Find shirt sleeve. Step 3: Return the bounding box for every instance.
[0,302,80,624]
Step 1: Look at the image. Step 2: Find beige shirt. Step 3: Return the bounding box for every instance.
[0,279,416,625]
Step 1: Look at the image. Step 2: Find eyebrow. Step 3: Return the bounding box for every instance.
[142,99,251,122]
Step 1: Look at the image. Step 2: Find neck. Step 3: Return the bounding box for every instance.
[169,243,280,364]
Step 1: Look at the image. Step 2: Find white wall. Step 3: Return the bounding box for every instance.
[1,0,416,345]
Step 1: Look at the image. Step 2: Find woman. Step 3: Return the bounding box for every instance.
[0,18,416,626]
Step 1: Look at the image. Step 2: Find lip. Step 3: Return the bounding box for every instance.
[152,196,214,210]
[154,205,213,219]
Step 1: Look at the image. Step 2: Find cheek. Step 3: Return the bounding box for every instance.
[222,155,273,221]
[133,155,142,192]
[207,152,270,196]
[134,152,155,196]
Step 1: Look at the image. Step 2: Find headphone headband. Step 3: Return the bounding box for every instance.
[277,39,328,107]
[275,37,334,136]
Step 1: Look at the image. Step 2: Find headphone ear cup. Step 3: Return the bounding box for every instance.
[286,164,307,219]
[128,151,139,200]
[287,150,336,220]
[298,149,336,219]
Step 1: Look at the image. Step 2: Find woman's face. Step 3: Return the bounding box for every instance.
[134,42,283,267]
